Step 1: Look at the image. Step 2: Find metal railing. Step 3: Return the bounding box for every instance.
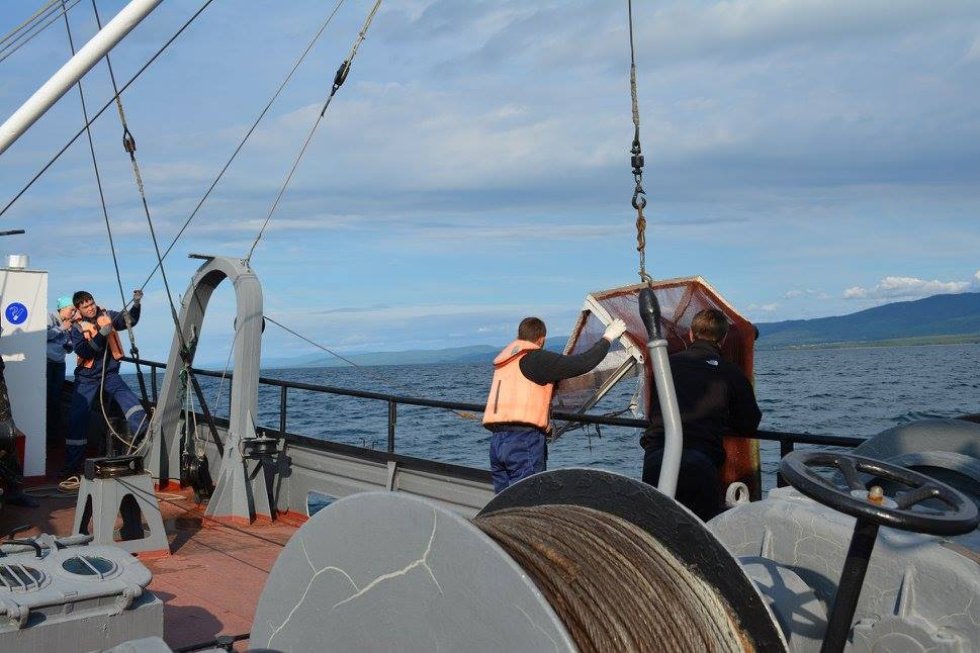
[127,357,865,484]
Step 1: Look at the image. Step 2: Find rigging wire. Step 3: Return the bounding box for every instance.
[264,315,477,420]
[134,0,348,293]
[59,1,152,427]
[245,0,384,263]
[87,0,194,396]
[0,0,80,65]
[0,0,61,47]
[627,0,651,284]
[60,1,150,453]
[0,0,218,220]
[59,2,125,309]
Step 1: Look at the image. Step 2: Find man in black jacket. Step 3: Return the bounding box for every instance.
[642,308,761,520]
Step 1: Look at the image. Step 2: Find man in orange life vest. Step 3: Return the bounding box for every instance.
[62,289,146,477]
[483,316,627,493]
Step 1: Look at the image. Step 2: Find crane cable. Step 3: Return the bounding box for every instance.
[245,0,384,263]
[627,0,651,284]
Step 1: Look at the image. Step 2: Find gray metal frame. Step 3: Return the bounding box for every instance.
[145,255,266,523]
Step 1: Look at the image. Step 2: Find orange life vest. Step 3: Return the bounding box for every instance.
[76,313,124,368]
[483,339,554,430]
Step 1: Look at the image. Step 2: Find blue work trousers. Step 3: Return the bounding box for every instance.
[64,374,146,474]
[489,426,547,494]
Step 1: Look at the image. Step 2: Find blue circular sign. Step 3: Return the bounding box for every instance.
[5,302,28,325]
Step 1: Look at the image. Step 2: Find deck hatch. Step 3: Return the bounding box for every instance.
[0,564,43,592]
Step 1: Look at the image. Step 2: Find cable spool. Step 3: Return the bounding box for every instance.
[474,504,744,652]
[251,470,785,651]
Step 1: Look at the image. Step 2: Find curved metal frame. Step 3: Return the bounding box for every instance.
[145,255,268,523]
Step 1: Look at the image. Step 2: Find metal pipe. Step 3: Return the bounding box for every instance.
[648,342,682,496]
[0,0,163,155]
[820,518,880,653]
[638,288,683,498]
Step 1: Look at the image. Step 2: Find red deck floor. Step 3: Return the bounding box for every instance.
[1,480,301,651]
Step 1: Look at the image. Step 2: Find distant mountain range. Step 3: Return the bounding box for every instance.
[258,292,980,368]
[755,292,980,349]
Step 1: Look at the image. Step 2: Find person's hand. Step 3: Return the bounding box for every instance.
[132,289,143,305]
[99,322,112,337]
[602,318,627,342]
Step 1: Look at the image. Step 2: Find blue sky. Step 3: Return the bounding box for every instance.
[1,0,979,364]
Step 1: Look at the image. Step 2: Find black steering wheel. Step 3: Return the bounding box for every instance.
[780,450,979,536]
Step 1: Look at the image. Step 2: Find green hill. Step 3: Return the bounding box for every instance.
[756,292,980,349]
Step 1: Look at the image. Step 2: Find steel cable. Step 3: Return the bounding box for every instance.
[245,0,384,262]
[474,504,745,652]
[135,0,349,292]
[0,0,80,65]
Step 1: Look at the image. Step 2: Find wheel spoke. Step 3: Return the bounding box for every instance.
[838,457,865,491]
[896,485,941,510]
[803,465,840,491]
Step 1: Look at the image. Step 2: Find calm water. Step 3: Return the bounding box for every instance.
[186,343,980,493]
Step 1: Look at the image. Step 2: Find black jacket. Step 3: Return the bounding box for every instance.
[643,339,761,466]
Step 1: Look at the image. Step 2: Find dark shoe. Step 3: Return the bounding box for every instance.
[3,491,40,508]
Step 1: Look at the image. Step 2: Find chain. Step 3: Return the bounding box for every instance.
[628,0,651,284]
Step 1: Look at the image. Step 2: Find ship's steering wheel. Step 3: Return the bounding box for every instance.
[780,451,979,536]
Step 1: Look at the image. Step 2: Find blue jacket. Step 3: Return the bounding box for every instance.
[70,305,140,380]
[47,311,73,363]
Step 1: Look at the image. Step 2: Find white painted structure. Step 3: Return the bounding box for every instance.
[0,0,164,155]
[0,260,49,476]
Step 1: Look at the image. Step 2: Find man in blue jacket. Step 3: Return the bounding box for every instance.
[62,289,146,478]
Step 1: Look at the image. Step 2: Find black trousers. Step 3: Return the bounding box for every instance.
[642,447,722,521]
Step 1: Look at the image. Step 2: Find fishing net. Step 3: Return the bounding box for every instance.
[553,277,760,494]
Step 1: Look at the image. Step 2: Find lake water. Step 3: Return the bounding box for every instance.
[187,343,980,493]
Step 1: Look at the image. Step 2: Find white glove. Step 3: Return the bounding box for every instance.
[99,322,113,337]
[602,318,627,342]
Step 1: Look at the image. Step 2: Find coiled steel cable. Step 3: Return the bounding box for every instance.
[474,505,746,652]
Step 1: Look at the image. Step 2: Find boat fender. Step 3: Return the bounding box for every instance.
[725,481,750,508]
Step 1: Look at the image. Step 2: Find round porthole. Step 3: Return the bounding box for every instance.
[61,555,117,577]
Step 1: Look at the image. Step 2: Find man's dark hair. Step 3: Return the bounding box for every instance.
[690,309,729,343]
[72,291,94,308]
[517,317,546,342]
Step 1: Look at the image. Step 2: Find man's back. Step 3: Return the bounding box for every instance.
[646,339,761,465]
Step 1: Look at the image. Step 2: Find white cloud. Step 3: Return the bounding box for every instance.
[843,275,973,300]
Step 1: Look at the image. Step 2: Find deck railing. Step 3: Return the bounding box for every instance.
[127,357,864,487]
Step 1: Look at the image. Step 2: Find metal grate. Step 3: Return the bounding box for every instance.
[0,564,44,592]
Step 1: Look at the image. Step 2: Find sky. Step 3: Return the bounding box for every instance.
[1,0,979,365]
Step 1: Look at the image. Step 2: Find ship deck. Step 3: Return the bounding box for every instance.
[2,478,302,651]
